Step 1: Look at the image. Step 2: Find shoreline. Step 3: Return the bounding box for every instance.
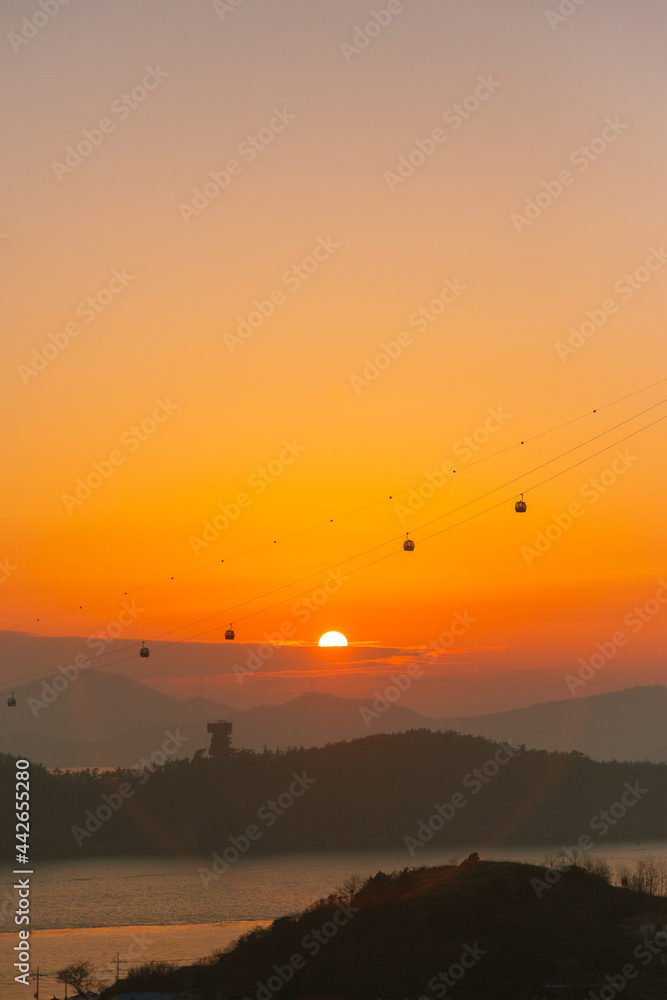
[19,834,664,863]
[0,919,274,937]
[0,920,273,1000]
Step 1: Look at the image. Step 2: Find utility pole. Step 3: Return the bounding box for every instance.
[116,951,121,981]
[32,965,39,999]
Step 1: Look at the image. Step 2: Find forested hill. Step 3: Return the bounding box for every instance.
[0,730,667,861]
[2,728,665,858]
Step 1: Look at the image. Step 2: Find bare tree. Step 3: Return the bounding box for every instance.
[56,959,98,996]
[580,852,612,882]
[631,856,662,895]
[336,873,364,901]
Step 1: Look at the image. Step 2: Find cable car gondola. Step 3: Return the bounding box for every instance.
[403,533,415,552]
[140,642,150,658]
[225,624,235,640]
[515,494,527,513]
[7,692,16,707]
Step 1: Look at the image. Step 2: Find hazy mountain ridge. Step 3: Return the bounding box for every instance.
[2,670,235,768]
[440,683,667,762]
[3,672,666,767]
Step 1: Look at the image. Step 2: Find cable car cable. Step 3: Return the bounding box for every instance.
[7,376,666,630]
[12,396,666,671]
[6,409,665,696]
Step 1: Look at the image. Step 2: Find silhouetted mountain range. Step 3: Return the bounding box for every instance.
[3,673,667,767]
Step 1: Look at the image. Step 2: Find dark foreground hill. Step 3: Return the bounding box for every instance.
[101,859,667,1000]
[4,729,665,858]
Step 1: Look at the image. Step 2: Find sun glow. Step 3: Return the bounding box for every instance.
[318,631,348,647]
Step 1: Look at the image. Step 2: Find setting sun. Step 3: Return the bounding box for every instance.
[2,4,666,997]
[318,631,348,647]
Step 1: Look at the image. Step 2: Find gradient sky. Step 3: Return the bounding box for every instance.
[2,0,666,715]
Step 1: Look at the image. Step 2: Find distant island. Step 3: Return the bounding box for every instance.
[99,858,667,999]
[2,727,665,858]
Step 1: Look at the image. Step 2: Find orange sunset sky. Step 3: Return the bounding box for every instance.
[1,0,665,716]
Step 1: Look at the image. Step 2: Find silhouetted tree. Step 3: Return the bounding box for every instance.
[56,959,97,995]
